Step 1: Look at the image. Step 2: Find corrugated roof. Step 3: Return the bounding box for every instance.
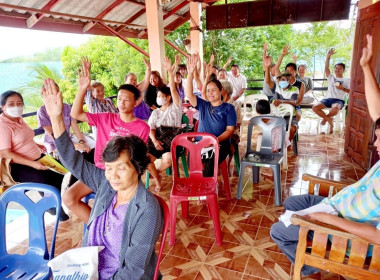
[0,0,209,39]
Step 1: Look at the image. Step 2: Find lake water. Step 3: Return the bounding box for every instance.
[0,61,62,93]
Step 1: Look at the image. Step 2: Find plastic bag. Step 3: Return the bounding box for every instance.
[48,246,104,280]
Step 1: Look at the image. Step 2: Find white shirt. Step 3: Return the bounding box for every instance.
[227,72,247,98]
[326,74,350,100]
[148,101,182,129]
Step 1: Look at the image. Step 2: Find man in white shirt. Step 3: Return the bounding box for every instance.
[223,57,247,101]
[312,48,350,133]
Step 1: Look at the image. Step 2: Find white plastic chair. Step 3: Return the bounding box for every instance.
[270,103,294,169]
[240,94,268,136]
[317,104,347,134]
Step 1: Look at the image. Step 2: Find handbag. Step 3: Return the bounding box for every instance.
[0,158,18,193]
[154,126,183,151]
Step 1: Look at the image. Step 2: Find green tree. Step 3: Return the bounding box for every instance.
[60,36,149,103]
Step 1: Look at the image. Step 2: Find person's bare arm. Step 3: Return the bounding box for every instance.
[264,55,275,89]
[296,83,305,106]
[223,56,232,70]
[71,58,90,123]
[193,58,203,91]
[162,56,181,107]
[137,58,151,93]
[42,125,54,140]
[202,54,214,100]
[217,126,235,142]
[360,35,380,122]
[325,48,335,78]
[307,212,380,245]
[233,88,246,101]
[274,45,290,77]
[262,43,268,71]
[70,119,91,153]
[149,129,163,151]
[0,148,47,170]
[185,54,199,107]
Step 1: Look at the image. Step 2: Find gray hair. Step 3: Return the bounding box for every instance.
[220,79,233,96]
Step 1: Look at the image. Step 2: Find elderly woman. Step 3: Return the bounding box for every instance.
[0,90,69,220]
[41,78,163,279]
[186,54,237,176]
[147,57,182,191]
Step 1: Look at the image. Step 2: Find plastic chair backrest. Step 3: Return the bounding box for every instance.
[181,113,190,132]
[171,132,219,181]
[270,103,294,136]
[0,183,61,259]
[153,194,169,280]
[246,116,286,156]
[243,94,268,118]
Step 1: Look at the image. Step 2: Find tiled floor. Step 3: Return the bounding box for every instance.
[5,116,363,280]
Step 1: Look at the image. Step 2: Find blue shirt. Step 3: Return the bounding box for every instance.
[195,96,237,140]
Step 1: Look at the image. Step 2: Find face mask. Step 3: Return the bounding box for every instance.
[6,106,23,118]
[279,81,289,89]
[156,97,167,106]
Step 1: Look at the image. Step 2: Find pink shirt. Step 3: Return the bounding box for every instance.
[87,112,149,169]
[0,114,41,161]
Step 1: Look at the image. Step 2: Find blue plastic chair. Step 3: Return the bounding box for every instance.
[0,183,61,280]
[236,116,286,206]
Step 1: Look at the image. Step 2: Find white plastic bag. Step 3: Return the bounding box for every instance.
[48,246,104,280]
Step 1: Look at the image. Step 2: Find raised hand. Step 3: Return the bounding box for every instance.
[291,54,297,63]
[162,56,176,74]
[206,54,215,74]
[360,34,373,69]
[78,61,91,91]
[282,45,290,56]
[263,55,273,68]
[175,54,181,66]
[227,56,233,64]
[187,53,199,74]
[42,78,63,118]
[263,42,268,51]
[81,57,91,71]
[327,48,336,58]
[143,57,151,70]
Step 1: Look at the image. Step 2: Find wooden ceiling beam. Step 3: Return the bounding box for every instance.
[115,7,145,32]
[97,22,149,57]
[163,0,188,20]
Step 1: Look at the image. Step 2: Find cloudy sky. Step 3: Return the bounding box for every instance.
[0,26,91,60]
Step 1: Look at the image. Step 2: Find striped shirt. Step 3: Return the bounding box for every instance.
[85,89,118,114]
[322,160,380,230]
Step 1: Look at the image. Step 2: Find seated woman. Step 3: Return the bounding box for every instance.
[0,90,69,221]
[144,71,166,110]
[41,78,163,279]
[147,57,182,191]
[37,83,93,158]
[186,54,237,176]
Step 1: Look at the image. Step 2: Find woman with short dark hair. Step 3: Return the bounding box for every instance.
[41,78,163,279]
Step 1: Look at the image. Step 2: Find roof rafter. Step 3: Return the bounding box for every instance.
[26,0,61,28]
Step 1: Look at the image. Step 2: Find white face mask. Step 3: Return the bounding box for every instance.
[6,106,23,118]
[156,97,167,106]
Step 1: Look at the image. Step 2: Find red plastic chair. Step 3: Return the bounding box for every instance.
[169,132,222,246]
[153,195,169,280]
[194,122,231,200]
